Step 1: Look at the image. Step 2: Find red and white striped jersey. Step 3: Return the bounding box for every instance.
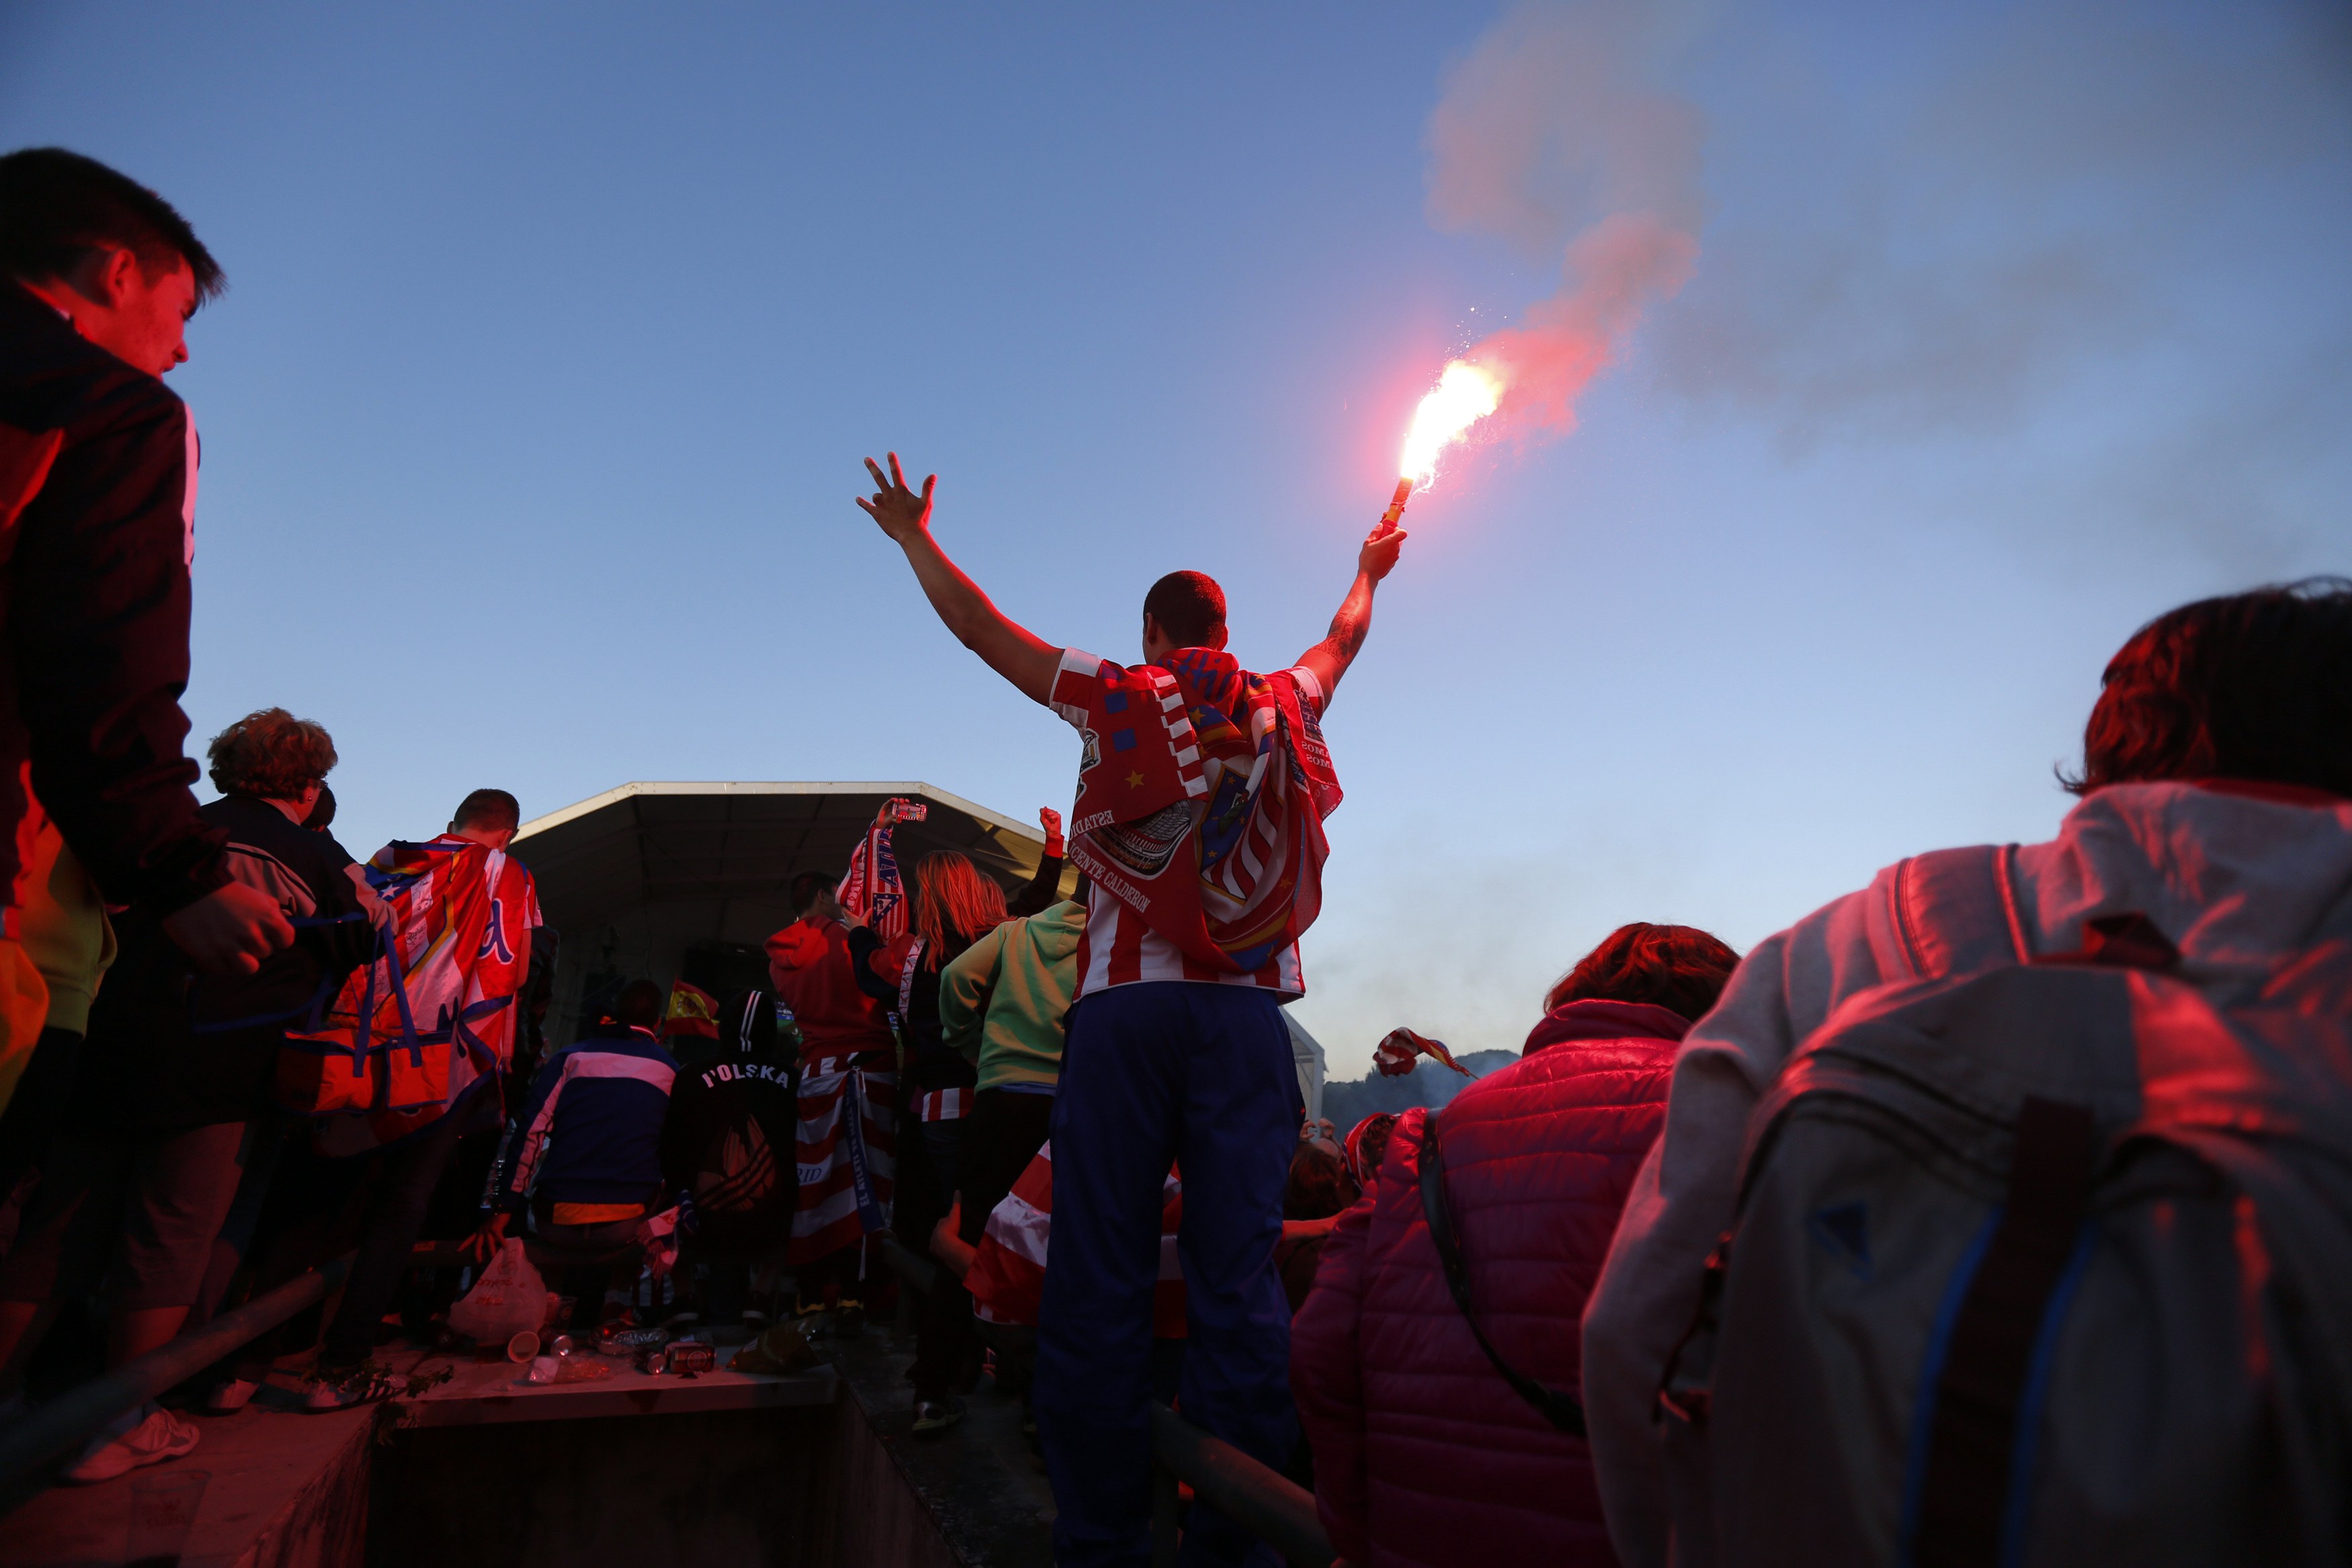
[1073,893,1303,999]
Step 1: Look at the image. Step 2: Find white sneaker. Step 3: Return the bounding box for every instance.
[203,1377,260,1415]
[62,1405,200,1483]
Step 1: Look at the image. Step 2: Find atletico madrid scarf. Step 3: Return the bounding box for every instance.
[1061,648,1341,974]
[837,798,926,941]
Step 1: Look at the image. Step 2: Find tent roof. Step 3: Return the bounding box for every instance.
[513,780,1054,932]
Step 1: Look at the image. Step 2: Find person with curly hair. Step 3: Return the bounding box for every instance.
[0,706,369,1479]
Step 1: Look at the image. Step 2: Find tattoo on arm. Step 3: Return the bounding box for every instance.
[1322,599,1371,661]
[1296,570,1378,698]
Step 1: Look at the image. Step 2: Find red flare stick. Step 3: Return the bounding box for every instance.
[1379,476,1413,530]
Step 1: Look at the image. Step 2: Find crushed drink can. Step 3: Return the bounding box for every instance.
[660,1340,716,1376]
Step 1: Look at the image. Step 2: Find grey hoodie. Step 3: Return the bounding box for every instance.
[1581,781,2352,1567]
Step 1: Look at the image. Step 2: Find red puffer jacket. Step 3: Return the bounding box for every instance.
[1291,998,1687,1568]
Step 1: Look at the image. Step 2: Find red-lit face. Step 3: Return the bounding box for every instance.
[51,247,197,377]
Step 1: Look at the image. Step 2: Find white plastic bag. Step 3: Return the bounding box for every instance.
[448,1238,550,1346]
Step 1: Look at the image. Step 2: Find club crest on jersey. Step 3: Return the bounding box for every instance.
[477,898,515,963]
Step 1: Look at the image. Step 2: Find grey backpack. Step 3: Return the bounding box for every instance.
[1656,846,2352,1567]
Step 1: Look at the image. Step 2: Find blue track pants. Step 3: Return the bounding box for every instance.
[1035,982,1303,1567]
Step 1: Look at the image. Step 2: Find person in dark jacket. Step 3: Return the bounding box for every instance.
[1290,922,1740,1568]
[0,707,367,1479]
[0,148,293,1175]
[662,986,801,1327]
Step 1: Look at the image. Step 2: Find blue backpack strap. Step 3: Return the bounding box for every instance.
[1888,846,2031,982]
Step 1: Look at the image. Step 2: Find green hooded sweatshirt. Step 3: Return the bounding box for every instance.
[939,898,1085,1092]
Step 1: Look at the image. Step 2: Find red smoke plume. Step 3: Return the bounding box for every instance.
[1423,2,1706,458]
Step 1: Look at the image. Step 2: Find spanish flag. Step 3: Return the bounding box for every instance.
[663,979,721,1042]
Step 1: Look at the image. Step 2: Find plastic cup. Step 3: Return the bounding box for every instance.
[507,1330,540,1362]
[126,1467,208,1567]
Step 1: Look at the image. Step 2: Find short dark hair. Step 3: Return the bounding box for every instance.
[206,707,335,800]
[611,979,665,1030]
[0,147,224,302]
[1546,922,1741,1023]
[789,871,835,916]
[1142,570,1226,649]
[451,788,520,834]
[304,783,337,832]
[2066,578,2352,800]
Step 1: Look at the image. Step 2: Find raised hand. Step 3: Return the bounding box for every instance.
[1038,805,1065,856]
[1358,517,1408,583]
[854,450,1062,703]
[855,452,937,543]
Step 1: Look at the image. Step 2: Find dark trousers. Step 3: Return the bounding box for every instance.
[1034,983,1302,1568]
[0,1028,79,1201]
[243,1113,472,1369]
[0,1119,256,1311]
[911,1117,976,1401]
[957,1088,1056,1246]
[320,1110,469,1366]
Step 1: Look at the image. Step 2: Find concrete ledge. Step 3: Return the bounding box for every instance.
[0,1334,1042,1568]
[0,1401,380,1568]
[396,1356,836,1428]
[372,1403,833,1568]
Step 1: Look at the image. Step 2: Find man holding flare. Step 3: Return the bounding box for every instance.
[853,452,1405,1565]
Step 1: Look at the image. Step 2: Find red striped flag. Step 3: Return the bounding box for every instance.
[965,1143,1187,1338]
[1374,1027,1472,1078]
[787,1053,897,1264]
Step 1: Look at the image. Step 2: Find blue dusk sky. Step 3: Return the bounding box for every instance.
[3,2,2345,1074]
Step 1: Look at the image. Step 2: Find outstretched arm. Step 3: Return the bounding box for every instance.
[857,454,1059,704]
[1293,518,1407,705]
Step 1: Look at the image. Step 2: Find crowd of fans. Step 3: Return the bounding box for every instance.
[1,142,2347,1568]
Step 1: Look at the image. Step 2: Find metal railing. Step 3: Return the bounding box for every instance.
[1150,1402,1333,1567]
[875,1231,1335,1566]
[0,1254,353,1513]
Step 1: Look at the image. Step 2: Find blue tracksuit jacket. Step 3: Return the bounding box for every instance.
[499,1022,678,1212]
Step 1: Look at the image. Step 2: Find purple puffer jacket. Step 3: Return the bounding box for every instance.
[1292,999,1685,1568]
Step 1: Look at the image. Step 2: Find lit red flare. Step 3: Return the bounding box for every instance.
[1378,359,1503,529]
[1399,361,1502,488]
